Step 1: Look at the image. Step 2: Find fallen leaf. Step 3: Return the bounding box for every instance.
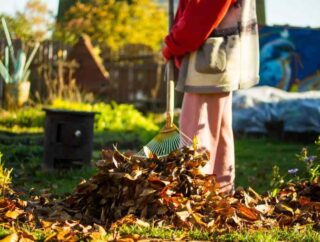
[255,204,273,215]
[176,210,190,222]
[5,209,24,219]
[276,203,294,216]
[235,203,259,221]
[0,233,19,242]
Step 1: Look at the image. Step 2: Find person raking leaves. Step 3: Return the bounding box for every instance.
[162,0,260,194]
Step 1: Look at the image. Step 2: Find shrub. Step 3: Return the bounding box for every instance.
[0,108,45,128]
[0,99,160,144]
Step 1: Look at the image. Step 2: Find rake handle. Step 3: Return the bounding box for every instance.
[166,0,175,128]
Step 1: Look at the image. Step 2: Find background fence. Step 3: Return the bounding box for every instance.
[0,39,172,111]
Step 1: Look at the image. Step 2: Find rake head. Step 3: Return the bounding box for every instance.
[135,124,193,158]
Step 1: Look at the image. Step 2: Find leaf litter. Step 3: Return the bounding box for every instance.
[0,146,319,241]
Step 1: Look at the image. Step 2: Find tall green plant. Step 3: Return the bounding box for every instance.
[0,17,39,84]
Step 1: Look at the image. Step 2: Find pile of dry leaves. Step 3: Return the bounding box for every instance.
[46,146,320,232]
[1,146,319,241]
[0,193,108,241]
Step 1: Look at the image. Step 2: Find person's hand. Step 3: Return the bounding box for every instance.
[161,42,172,63]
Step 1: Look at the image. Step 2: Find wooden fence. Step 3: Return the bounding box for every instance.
[103,44,168,110]
[0,39,174,111]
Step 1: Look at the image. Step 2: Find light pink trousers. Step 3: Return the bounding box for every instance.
[180,92,235,193]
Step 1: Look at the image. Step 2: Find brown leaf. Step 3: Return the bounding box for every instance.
[56,228,77,242]
[76,182,98,194]
[0,233,19,242]
[124,170,143,181]
[192,212,207,227]
[235,203,260,221]
[5,208,24,219]
[255,204,274,215]
[176,210,190,222]
[101,149,114,161]
[89,231,105,241]
[278,214,294,226]
[19,229,36,241]
[156,206,168,215]
[40,220,53,228]
[139,188,157,197]
[214,200,235,217]
[147,176,168,188]
[275,203,294,216]
[117,238,135,242]
[298,196,311,206]
[44,233,57,242]
[247,187,262,201]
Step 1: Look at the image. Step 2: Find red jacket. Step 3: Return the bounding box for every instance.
[162,0,236,68]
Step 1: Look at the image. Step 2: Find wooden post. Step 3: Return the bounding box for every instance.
[256,0,266,25]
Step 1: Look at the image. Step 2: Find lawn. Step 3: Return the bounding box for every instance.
[234,135,317,193]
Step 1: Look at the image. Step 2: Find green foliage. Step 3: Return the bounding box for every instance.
[0,108,45,128]
[270,136,320,196]
[270,165,284,197]
[54,0,167,50]
[295,138,320,183]
[0,99,159,143]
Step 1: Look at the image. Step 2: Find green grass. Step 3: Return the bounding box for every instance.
[218,227,320,242]
[22,166,97,197]
[235,136,317,193]
[1,224,319,241]
[117,225,320,241]
[1,223,319,242]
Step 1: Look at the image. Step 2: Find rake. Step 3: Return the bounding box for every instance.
[135,0,193,158]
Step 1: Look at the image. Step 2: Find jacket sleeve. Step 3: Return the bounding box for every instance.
[162,0,233,60]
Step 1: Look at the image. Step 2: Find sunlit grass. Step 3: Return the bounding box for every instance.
[235,136,317,193]
[117,225,320,242]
